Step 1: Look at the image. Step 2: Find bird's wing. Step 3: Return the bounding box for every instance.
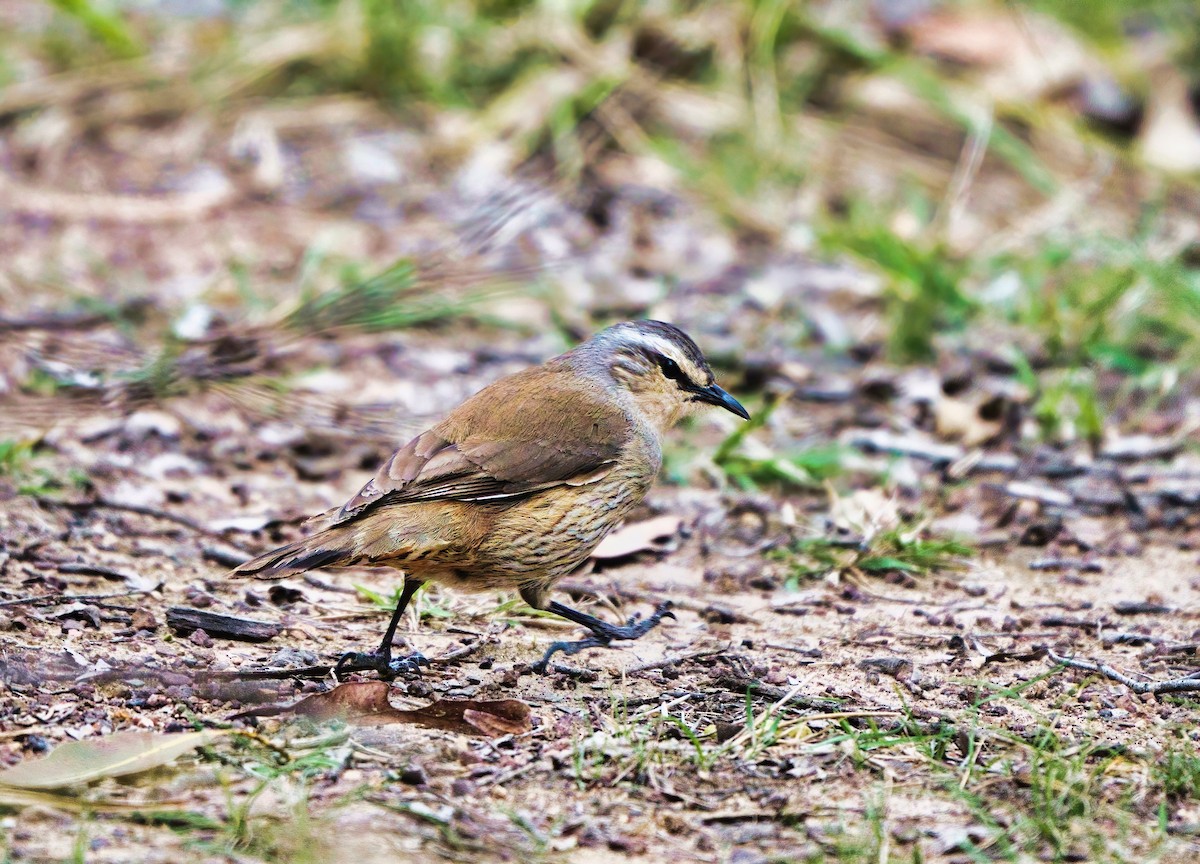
[325,365,631,525]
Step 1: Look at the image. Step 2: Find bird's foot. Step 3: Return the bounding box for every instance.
[608,601,676,641]
[333,649,428,680]
[533,602,675,673]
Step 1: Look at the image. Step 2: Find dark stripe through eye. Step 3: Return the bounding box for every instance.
[657,355,688,384]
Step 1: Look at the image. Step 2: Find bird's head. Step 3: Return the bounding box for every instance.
[575,320,750,431]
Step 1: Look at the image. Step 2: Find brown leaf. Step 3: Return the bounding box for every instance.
[286,682,531,736]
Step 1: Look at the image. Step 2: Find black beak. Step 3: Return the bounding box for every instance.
[694,384,750,420]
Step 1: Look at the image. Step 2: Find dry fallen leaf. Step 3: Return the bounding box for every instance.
[0,786,166,812]
[904,8,1095,103]
[591,515,683,560]
[828,488,901,536]
[282,682,531,736]
[1139,65,1200,174]
[933,395,1001,447]
[0,730,228,790]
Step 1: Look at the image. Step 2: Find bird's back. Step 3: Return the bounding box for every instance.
[233,358,657,587]
[380,361,658,585]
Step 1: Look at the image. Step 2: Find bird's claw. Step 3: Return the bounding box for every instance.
[386,651,429,676]
[622,602,675,635]
[533,601,675,674]
[334,649,428,680]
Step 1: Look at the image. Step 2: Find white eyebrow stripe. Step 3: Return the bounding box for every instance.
[620,332,682,360]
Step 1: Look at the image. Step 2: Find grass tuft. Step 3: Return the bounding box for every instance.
[713,398,852,490]
[781,521,974,585]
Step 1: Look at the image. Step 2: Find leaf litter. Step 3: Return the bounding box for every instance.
[239,682,532,737]
[1,2,1200,862]
[0,730,230,790]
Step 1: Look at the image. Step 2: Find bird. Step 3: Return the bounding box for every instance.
[230,320,749,676]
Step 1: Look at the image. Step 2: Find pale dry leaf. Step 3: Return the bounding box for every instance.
[933,395,1001,447]
[906,8,1094,103]
[827,489,900,536]
[0,729,229,790]
[591,515,683,560]
[1139,65,1200,174]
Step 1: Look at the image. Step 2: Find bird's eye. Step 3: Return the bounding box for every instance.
[657,355,686,383]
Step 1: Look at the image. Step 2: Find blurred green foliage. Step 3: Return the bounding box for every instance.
[780,522,974,586]
[13,0,1200,444]
[47,0,143,59]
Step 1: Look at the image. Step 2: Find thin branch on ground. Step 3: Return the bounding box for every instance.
[625,644,731,674]
[0,589,153,608]
[1046,650,1200,696]
[42,497,258,551]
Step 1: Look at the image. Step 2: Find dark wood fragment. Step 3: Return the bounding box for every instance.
[56,562,137,581]
[1028,558,1103,572]
[1112,601,1172,615]
[202,546,247,569]
[1039,616,1095,628]
[167,606,281,642]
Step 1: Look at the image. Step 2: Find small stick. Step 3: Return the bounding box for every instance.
[43,498,257,551]
[436,636,492,663]
[1046,650,1200,696]
[0,589,151,608]
[625,644,730,674]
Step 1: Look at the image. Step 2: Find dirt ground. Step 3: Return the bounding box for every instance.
[4,287,1200,863]
[2,4,1200,860]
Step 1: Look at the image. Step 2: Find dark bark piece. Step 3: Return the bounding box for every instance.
[166,606,281,642]
[1028,558,1103,572]
[1112,601,1172,615]
[202,546,247,569]
[56,563,138,581]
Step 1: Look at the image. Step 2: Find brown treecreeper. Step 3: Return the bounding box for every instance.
[231,320,749,675]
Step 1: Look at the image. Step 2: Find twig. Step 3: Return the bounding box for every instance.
[476,760,541,788]
[1028,558,1103,573]
[202,545,249,570]
[1046,650,1200,696]
[0,589,151,608]
[620,689,701,709]
[41,498,257,551]
[625,644,731,674]
[0,301,150,333]
[55,562,140,581]
[216,664,336,681]
[715,675,842,711]
[436,627,502,663]
[302,573,358,594]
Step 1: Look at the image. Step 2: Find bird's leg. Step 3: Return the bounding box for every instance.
[531,598,675,672]
[334,578,428,679]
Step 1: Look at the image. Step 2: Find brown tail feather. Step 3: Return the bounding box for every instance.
[229,529,355,580]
